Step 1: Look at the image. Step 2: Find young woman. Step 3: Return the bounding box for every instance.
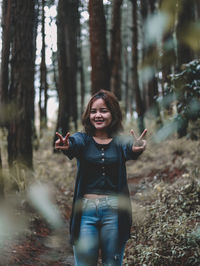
[55,90,147,266]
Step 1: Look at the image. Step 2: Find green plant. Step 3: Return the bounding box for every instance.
[169,60,200,137]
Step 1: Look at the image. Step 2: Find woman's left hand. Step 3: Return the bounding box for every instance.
[130,128,147,153]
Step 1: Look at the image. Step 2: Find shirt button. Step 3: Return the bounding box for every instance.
[102,158,104,161]
[102,172,105,176]
[102,153,104,156]
[101,148,104,151]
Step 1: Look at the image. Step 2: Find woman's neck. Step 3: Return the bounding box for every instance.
[94,131,110,139]
[93,131,112,144]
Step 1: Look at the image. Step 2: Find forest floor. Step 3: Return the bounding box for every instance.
[0,124,200,265]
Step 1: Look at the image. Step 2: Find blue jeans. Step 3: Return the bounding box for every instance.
[73,196,126,266]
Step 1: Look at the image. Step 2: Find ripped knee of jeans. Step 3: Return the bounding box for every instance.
[103,254,121,266]
[114,254,120,261]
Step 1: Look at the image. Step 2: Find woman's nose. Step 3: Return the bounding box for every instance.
[95,111,102,117]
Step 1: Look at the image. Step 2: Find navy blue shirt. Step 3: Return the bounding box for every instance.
[82,138,119,195]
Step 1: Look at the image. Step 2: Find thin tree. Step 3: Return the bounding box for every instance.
[110,0,123,100]
[39,0,48,130]
[7,0,35,168]
[124,45,130,115]
[131,0,145,133]
[88,0,110,94]
[0,149,4,198]
[176,0,195,68]
[140,0,162,127]
[159,0,176,115]
[175,0,196,137]
[55,0,79,142]
[77,16,86,115]
[0,0,12,125]
[66,0,79,130]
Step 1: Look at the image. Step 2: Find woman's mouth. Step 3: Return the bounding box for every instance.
[95,120,104,124]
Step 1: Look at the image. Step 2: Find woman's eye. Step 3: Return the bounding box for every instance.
[90,110,96,113]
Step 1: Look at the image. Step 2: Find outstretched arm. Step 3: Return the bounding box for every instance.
[130,129,147,153]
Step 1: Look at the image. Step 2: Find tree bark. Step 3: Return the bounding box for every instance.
[176,0,195,68]
[56,0,70,137]
[0,149,4,198]
[0,0,12,126]
[88,0,110,94]
[110,0,123,100]
[77,11,85,116]
[55,0,79,142]
[132,0,145,133]
[176,0,195,137]
[124,46,130,115]
[7,0,35,168]
[159,0,176,115]
[39,0,48,130]
[140,0,162,128]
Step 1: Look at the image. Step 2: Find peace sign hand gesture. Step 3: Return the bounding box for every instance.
[131,128,147,153]
[55,132,70,151]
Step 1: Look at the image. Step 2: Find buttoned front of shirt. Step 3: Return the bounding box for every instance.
[82,138,119,195]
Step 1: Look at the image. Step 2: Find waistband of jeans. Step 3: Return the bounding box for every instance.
[82,195,117,202]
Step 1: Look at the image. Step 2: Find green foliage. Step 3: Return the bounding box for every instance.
[163,60,200,137]
[170,60,200,120]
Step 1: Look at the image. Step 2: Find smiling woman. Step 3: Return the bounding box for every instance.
[54,89,147,266]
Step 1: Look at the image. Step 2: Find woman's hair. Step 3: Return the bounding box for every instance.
[82,89,123,136]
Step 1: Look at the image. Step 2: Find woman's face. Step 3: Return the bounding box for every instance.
[89,98,112,132]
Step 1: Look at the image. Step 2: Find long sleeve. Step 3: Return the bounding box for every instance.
[63,132,86,160]
[116,135,143,161]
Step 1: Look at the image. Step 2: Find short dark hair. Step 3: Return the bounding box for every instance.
[82,90,123,136]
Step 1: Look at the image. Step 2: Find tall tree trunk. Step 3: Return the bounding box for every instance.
[56,0,70,138]
[124,46,129,115]
[88,0,110,94]
[140,0,162,128]
[67,0,79,130]
[159,0,176,115]
[0,149,4,198]
[39,0,48,130]
[110,0,123,100]
[7,0,35,168]
[52,51,59,96]
[0,0,12,126]
[176,0,195,137]
[132,0,145,133]
[55,0,79,142]
[77,19,85,115]
[176,0,195,68]
[140,0,148,114]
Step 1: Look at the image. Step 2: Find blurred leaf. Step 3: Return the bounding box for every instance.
[139,66,155,83]
[28,183,64,229]
[144,12,169,46]
[152,119,177,143]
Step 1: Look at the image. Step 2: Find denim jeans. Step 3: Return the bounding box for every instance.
[73,196,126,266]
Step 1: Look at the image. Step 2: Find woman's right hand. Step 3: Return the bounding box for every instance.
[55,132,70,151]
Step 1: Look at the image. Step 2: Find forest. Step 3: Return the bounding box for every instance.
[0,0,200,265]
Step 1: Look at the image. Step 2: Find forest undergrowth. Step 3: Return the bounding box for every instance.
[0,120,200,265]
